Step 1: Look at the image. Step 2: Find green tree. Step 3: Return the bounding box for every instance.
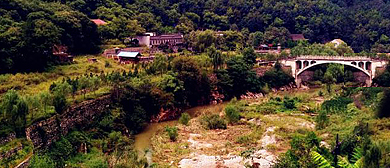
[0,90,28,137]
[78,76,91,99]
[207,45,224,70]
[150,54,169,75]
[242,47,257,66]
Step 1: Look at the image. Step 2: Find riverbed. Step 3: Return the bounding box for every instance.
[134,103,227,160]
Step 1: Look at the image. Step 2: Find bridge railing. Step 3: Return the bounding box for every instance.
[291,55,373,61]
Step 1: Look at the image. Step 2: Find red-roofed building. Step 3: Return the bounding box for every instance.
[289,34,306,41]
[91,19,107,26]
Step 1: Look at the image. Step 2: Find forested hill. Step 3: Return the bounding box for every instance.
[1,0,390,72]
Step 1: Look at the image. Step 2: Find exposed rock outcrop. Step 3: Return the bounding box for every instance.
[25,95,112,149]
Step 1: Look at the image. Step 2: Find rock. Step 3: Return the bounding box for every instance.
[248,118,262,126]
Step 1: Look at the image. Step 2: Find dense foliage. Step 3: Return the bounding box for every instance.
[0,0,100,73]
[2,0,390,73]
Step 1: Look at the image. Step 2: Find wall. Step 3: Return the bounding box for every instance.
[25,95,112,149]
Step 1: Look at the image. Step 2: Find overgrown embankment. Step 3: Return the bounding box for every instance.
[26,95,111,149]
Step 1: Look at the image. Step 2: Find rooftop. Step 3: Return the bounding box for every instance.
[150,34,183,40]
[289,34,306,41]
[117,52,141,58]
[91,19,107,26]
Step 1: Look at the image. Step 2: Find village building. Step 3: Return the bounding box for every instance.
[117,51,142,64]
[289,34,306,41]
[90,19,107,26]
[52,45,73,62]
[134,33,184,52]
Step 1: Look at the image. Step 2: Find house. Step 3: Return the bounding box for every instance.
[117,51,142,64]
[91,19,107,26]
[134,33,184,52]
[52,45,73,62]
[150,34,184,47]
[289,34,306,41]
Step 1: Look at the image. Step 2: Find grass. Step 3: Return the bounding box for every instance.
[0,55,133,97]
[0,55,140,126]
[0,138,33,168]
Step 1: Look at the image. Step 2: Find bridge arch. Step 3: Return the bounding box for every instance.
[296,61,371,77]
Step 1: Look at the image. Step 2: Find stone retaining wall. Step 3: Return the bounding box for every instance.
[0,132,16,146]
[25,95,112,149]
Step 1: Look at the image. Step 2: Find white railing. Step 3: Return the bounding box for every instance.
[295,55,372,61]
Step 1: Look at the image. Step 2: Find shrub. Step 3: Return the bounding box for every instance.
[378,89,390,118]
[283,97,296,109]
[236,135,251,144]
[179,112,191,126]
[321,96,353,114]
[315,111,329,130]
[53,93,67,114]
[318,90,324,96]
[165,126,178,141]
[225,105,240,124]
[29,154,56,168]
[85,157,109,168]
[49,137,74,163]
[200,114,227,129]
[104,61,111,68]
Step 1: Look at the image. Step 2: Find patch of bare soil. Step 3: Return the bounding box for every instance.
[152,113,315,168]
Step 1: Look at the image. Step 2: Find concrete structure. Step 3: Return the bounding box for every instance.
[279,56,388,87]
[134,33,184,51]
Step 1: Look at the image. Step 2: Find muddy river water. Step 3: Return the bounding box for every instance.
[134,103,226,162]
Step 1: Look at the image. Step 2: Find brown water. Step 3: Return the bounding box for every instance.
[133,103,227,160]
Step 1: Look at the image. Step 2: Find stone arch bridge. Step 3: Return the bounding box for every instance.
[279,56,388,87]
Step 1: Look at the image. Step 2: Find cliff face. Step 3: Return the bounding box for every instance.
[25,95,112,149]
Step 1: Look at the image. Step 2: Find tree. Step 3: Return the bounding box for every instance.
[249,31,264,48]
[172,56,211,106]
[224,56,262,98]
[90,76,101,96]
[242,47,257,66]
[150,54,169,75]
[78,76,91,99]
[207,45,224,70]
[0,90,28,137]
[187,30,218,53]
[53,92,67,114]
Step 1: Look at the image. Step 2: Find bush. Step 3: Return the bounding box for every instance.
[179,112,191,126]
[236,135,251,144]
[283,97,296,109]
[378,89,390,118]
[200,114,227,130]
[49,137,74,163]
[315,111,329,130]
[225,105,240,124]
[29,154,56,168]
[53,93,68,114]
[321,96,353,114]
[85,157,109,168]
[165,126,178,141]
[104,61,111,68]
